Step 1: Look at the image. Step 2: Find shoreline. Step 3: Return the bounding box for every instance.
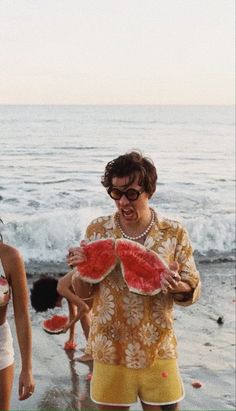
[24,257,236,278]
[10,260,236,410]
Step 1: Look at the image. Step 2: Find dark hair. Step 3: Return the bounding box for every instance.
[101,151,157,198]
[30,276,59,312]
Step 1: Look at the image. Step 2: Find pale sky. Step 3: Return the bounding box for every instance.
[0,0,235,105]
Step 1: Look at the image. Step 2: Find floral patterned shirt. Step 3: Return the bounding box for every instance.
[85,210,201,368]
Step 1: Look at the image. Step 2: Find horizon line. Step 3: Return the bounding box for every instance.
[0,103,234,107]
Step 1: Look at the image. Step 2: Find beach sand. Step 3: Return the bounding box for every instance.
[9,261,235,410]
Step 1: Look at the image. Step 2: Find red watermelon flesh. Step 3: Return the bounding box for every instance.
[76,238,117,283]
[43,315,68,334]
[115,239,171,295]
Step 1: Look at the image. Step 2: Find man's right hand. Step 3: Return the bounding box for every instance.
[67,241,87,267]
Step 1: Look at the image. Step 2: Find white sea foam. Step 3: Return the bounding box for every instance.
[0,105,235,273]
[186,214,235,257]
[1,207,105,264]
[1,207,235,271]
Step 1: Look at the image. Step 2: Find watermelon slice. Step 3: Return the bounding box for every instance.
[115,238,171,295]
[42,315,68,334]
[76,238,117,283]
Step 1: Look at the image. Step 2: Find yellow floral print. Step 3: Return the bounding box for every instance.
[85,210,201,368]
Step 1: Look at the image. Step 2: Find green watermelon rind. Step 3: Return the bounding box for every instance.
[116,238,171,296]
[76,238,117,284]
[42,315,69,334]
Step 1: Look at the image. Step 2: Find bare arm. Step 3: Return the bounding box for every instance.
[9,248,35,400]
[57,270,90,329]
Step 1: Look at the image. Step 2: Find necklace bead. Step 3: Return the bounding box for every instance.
[117,210,155,241]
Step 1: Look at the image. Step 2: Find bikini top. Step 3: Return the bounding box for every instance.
[0,259,11,307]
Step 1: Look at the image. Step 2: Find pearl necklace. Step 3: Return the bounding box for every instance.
[117,210,155,241]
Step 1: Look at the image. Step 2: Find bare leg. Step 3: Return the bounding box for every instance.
[98,405,130,411]
[160,404,179,411]
[142,402,179,411]
[72,275,93,361]
[75,312,93,362]
[77,299,90,319]
[80,312,91,340]
[141,402,161,411]
[0,363,14,411]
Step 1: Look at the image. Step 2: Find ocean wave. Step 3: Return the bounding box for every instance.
[56,146,98,150]
[1,208,235,274]
[24,179,72,185]
[186,214,235,257]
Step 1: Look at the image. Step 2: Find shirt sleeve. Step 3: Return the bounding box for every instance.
[173,226,201,306]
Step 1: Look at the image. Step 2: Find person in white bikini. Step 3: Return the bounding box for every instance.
[0,223,35,410]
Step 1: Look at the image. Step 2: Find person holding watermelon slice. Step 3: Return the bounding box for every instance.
[67,151,201,411]
[0,222,35,410]
[30,273,92,358]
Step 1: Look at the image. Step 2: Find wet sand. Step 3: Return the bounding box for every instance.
[10,261,236,410]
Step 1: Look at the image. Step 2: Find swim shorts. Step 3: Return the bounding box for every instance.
[91,358,184,406]
[0,321,14,370]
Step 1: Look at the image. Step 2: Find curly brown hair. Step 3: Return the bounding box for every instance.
[101,151,157,198]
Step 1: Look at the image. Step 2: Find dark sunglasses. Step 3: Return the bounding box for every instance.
[108,187,144,201]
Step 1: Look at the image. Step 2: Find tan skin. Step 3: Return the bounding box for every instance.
[0,242,35,411]
[67,175,192,411]
[57,270,91,330]
[57,271,92,359]
[55,294,90,344]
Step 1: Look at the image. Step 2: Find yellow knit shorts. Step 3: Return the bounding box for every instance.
[91,358,184,406]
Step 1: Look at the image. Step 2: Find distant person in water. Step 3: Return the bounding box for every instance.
[0,222,35,410]
[66,151,201,411]
[30,272,92,360]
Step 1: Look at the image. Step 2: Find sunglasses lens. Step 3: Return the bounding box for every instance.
[125,189,140,201]
[108,188,122,200]
[108,187,142,201]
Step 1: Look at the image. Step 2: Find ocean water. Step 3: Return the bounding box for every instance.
[0,105,235,274]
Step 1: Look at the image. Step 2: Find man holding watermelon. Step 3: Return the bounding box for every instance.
[67,151,201,411]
